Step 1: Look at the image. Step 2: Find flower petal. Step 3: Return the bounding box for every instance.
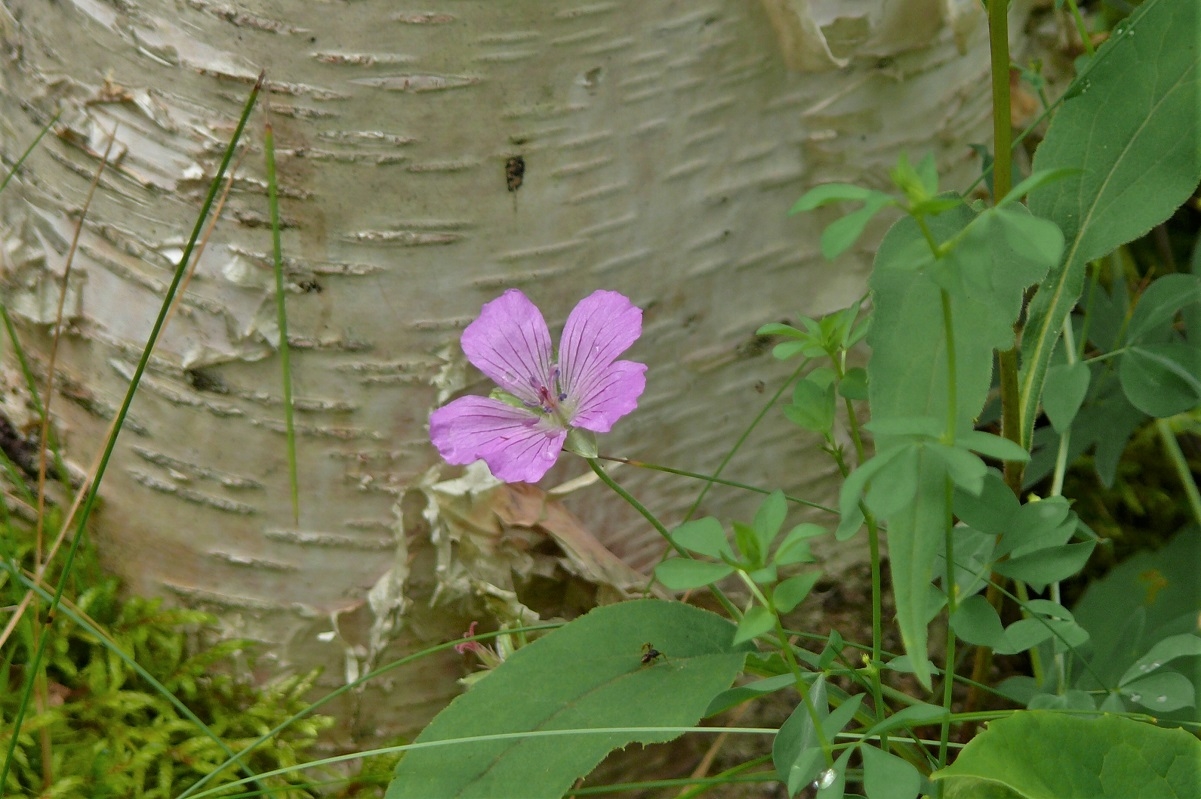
[559,290,644,423]
[429,396,566,483]
[570,359,647,433]
[461,289,554,407]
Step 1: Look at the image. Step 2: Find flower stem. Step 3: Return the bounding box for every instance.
[586,458,738,617]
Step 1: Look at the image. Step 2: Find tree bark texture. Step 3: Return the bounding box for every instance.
[0,0,1023,740]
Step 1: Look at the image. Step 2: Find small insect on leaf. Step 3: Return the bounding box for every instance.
[641,642,667,666]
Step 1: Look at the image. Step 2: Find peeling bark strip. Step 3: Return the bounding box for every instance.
[0,0,1014,739]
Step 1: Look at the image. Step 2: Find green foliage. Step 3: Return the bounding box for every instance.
[384,600,750,799]
[1020,0,1201,449]
[0,525,332,799]
[933,712,1201,798]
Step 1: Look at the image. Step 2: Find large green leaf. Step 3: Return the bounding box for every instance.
[865,200,1058,690]
[933,711,1201,798]
[1020,0,1201,447]
[385,600,749,799]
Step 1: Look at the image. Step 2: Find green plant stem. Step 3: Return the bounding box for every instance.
[600,456,836,515]
[683,361,807,522]
[824,393,887,744]
[1157,417,1201,527]
[988,0,1013,203]
[937,289,960,775]
[263,117,300,524]
[586,458,738,619]
[0,109,60,196]
[937,477,958,775]
[0,72,265,799]
[1064,0,1096,58]
[940,289,958,442]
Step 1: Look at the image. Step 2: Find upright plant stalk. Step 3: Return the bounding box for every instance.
[937,288,960,771]
[988,0,1023,495]
[264,113,301,523]
[0,73,266,799]
[967,0,1020,716]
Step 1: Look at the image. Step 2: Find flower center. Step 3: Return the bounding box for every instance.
[531,366,569,422]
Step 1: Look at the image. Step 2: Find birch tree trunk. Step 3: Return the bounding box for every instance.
[0,0,1024,740]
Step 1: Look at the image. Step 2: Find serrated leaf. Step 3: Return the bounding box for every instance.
[385,600,749,799]
[933,711,1201,799]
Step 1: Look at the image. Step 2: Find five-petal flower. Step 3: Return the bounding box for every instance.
[429,289,646,483]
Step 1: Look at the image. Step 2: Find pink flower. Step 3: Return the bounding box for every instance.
[430,289,646,483]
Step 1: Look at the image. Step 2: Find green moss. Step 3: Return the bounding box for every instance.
[1,522,335,798]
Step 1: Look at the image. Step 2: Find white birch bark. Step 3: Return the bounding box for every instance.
[0,0,1024,739]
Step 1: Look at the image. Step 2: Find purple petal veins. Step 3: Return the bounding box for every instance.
[460,289,554,408]
[430,289,645,483]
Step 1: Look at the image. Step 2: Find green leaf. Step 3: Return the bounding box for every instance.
[1125,273,1201,343]
[752,491,788,556]
[1119,634,1201,686]
[997,167,1081,207]
[734,521,763,567]
[791,183,884,211]
[869,199,1054,525]
[704,674,798,717]
[385,600,749,799]
[774,679,865,798]
[993,541,1096,591]
[733,606,776,645]
[786,377,836,434]
[995,497,1075,559]
[1118,672,1196,712]
[774,675,829,796]
[957,431,1031,463]
[1118,343,1201,418]
[773,523,826,565]
[1043,362,1091,433]
[931,443,988,495]
[839,366,869,400]
[859,702,947,741]
[951,595,1009,651]
[862,745,923,799]
[1020,0,1201,450]
[933,711,1201,799]
[821,194,897,259]
[879,446,949,690]
[654,559,735,591]
[953,471,1019,535]
[774,572,822,614]
[670,517,732,559]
